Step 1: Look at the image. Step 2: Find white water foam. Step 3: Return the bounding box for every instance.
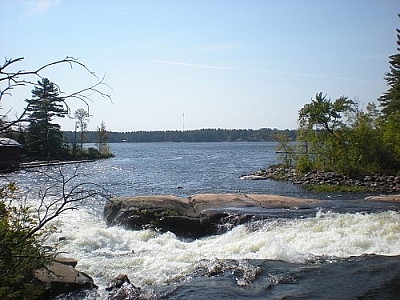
[49,208,400,289]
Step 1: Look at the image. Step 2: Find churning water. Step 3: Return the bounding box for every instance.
[4,143,400,299]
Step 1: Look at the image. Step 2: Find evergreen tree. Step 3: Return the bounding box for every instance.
[25,78,68,160]
[378,15,400,117]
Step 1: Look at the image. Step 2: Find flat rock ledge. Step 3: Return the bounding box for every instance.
[34,256,97,298]
[104,194,320,238]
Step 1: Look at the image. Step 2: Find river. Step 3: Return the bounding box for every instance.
[3,142,400,299]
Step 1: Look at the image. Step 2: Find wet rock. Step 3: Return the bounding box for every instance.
[106,274,132,291]
[104,193,320,238]
[106,274,144,300]
[34,256,96,298]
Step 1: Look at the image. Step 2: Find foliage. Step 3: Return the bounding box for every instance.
[274,132,296,168]
[0,57,111,298]
[74,108,90,153]
[96,120,111,157]
[0,56,110,135]
[0,56,111,164]
[25,78,68,160]
[63,128,298,143]
[298,92,356,137]
[296,93,357,175]
[0,183,50,299]
[295,93,400,176]
[269,17,400,181]
[378,15,400,117]
[0,166,109,299]
[302,183,372,193]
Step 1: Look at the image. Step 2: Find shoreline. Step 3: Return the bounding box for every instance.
[241,167,400,194]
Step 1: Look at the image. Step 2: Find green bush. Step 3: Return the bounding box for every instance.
[0,183,51,299]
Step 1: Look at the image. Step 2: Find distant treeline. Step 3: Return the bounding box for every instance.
[63,128,296,143]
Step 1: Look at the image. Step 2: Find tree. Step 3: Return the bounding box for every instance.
[25,78,68,160]
[0,56,111,137]
[378,15,400,170]
[0,167,108,299]
[378,14,400,117]
[74,108,90,153]
[96,120,110,157]
[274,132,296,168]
[298,92,356,137]
[0,57,111,297]
[296,93,358,174]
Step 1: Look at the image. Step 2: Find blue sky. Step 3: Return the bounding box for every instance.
[1,0,399,131]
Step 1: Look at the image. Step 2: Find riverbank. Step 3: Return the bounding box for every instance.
[241,167,400,193]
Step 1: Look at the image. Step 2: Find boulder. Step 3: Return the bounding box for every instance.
[34,256,96,298]
[104,193,320,238]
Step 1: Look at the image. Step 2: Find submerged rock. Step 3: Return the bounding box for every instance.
[104,193,320,238]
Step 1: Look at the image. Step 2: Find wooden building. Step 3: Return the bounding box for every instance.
[0,138,22,172]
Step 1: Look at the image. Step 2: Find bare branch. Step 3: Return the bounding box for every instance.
[22,164,112,240]
[1,56,112,134]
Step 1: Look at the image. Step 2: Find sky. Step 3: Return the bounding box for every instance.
[1,0,399,131]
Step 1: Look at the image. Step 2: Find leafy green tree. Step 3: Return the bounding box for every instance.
[381,111,400,170]
[345,103,395,174]
[378,15,400,117]
[96,120,111,157]
[296,92,357,174]
[25,78,68,160]
[274,132,296,168]
[298,92,356,137]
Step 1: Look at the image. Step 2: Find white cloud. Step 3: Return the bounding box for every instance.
[148,60,375,83]
[22,0,61,17]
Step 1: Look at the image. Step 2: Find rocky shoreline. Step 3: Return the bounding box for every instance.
[240,167,400,193]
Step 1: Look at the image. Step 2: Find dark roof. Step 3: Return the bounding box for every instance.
[0,138,22,147]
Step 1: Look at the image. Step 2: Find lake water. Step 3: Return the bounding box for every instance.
[4,142,400,299]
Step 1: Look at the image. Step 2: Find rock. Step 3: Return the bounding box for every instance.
[242,167,400,193]
[34,256,97,298]
[54,256,78,267]
[106,274,143,299]
[240,175,267,180]
[106,274,132,291]
[364,194,400,202]
[104,193,320,238]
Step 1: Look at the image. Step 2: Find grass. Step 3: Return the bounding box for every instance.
[302,184,372,193]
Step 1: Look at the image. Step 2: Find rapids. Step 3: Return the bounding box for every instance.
[2,142,400,299]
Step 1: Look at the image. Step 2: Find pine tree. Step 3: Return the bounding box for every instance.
[378,15,400,117]
[25,78,68,160]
